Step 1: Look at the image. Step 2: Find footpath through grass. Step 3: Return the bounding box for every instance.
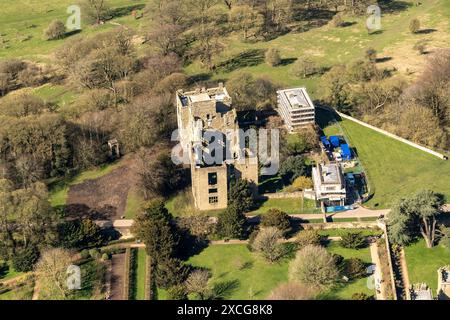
[319,109,450,209]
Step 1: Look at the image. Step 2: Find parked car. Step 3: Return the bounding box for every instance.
[346,173,355,186]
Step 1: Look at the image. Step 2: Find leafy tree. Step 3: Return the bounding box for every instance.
[185,269,211,300]
[265,48,281,67]
[439,227,450,252]
[228,179,254,212]
[155,258,190,289]
[340,232,367,249]
[295,230,322,248]
[226,72,277,111]
[251,227,284,262]
[260,209,291,236]
[279,156,309,185]
[167,285,188,300]
[216,203,246,239]
[388,190,444,248]
[57,219,106,249]
[82,0,111,24]
[34,248,73,299]
[138,151,185,198]
[342,258,367,279]
[289,245,339,290]
[409,19,420,34]
[12,245,40,272]
[290,57,318,78]
[133,199,177,264]
[291,176,313,191]
[43,20,66,40]
[321,65,350,112]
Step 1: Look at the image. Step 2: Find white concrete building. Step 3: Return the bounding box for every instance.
[312,162,347,207]
[276,88,315,132]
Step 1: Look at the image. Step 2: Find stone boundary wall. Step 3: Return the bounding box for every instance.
[336,111,448,160]
[259,190,316,200]
[378,221,398,300]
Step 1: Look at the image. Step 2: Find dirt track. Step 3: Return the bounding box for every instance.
[66,156,139,221]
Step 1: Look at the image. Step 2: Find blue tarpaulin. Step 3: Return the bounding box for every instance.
[341,143,352,160]
[330,136,340,148]
[320,136,330,148]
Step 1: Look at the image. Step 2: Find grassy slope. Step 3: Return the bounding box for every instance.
[185,0,450,96]
[320,109,450,208]
[0,0,146,61]
[404,239,450,292]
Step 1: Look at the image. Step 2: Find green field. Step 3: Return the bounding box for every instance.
[404,239,450,293]
[186,243,375,300]
[187,244,289,300]
[0,263,23,282]
[250,197,320,215]
[319,109,450,209]
[0,0,146,61]
[320,241,375,300]
[133,248,147,300]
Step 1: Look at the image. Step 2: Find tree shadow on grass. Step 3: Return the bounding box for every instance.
[279,58,297,66]
[212,279,240,300]
[216,49,265,73]
[416,28,437,34]
[109,4,146,19]
[379,0,412,13]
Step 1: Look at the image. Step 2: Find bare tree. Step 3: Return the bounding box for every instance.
[268,283,317,300]
[185,269,211,300]
[251,227,284,262]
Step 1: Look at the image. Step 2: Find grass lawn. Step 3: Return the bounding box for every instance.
[0,262,23,282]
[0,278,35,300]
[322,241,375,300]
[133,248,147,300]
[187,244,290,300]
[124,188,145,219]
[404,239,450,293]
[250,197,320,215]
[0,0,146,61]
[319,108,450,209]
[48,161,123,207]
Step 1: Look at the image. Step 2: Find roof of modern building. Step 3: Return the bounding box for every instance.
[318,163,343,185]
[277,87,315,111]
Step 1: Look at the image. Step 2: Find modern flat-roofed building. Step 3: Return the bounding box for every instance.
[312,162,347,207]
[277,88,315,132]
[176,84,258,211]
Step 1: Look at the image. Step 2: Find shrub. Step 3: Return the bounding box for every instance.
[289,245,339,290]
[80,250,90,260]
[12,246,40,272]
[217,203,246,239]
[261,209,291,236]
[352,292,374,300]
[251,227,284,263]
[291,176,313,191]
[290,57,318,78]
[155,258,190,289]
[247,229,259,251]
[409,19,420,34]
[167,285,188,300]
[279,156,309,185]
[89,248,100,259]
[101,253,110,261]
[268,283,317,300]
[265,48,281,67]
[340,232,367,249]
[365,48,377,63]
[343,258,367,279]
[331,14,344,27]
[43,20,66,40]
[295,230,322,248]
[414,40,427,55]
[185,269,211,300]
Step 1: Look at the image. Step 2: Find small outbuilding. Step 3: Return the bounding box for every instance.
[330,136,340,148]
